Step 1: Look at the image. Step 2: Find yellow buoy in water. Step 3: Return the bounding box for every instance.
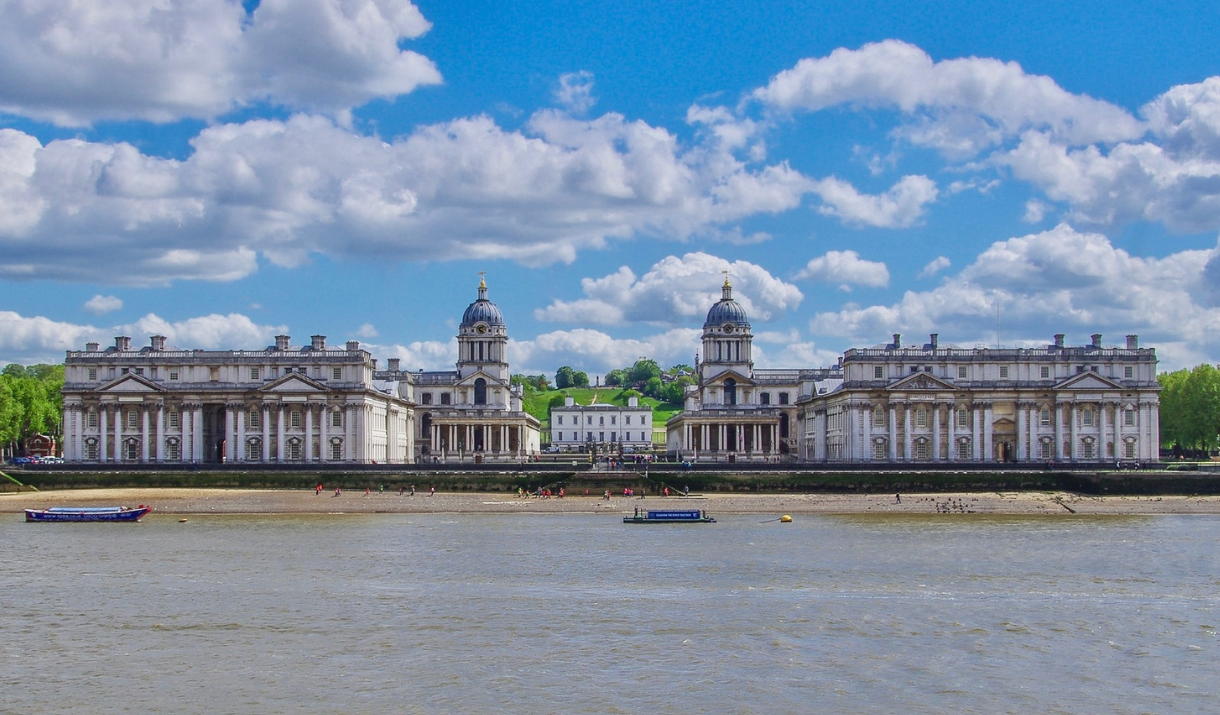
[780,514,792,523]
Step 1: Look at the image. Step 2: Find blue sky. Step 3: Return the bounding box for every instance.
[2,0,1219,375]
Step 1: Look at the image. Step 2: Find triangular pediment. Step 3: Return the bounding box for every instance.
[259,373,328,393]
[96,373,165,393]
[455,370,503,387]
[1055,372,1122,391]
[888,372,956,391]
[707,369,754,386]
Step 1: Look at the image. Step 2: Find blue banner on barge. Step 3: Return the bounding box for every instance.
[623,509,716,524]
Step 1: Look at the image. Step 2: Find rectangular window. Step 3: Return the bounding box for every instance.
[1040,408,1051,427]
[873,408,885,427]
[958,440,971,460]
[134,368,143,376]
[88,368,98,380]
[556,416,563,425]
[910,366,918,374]
[331,442,343,460]
[290,410,301,428]
[999,366,1009,379]
[166,442,180,461]
[150,367,157,379]
[610,417,616,425]
[250,368,260,380]
[168,411,179,429]
[915,441,928,460]
[1081,440,1095,460]
[1124,366,1134,379]
[915,407,927,428]
[556,432,563,441]
[209,367,219,381]
[1124,441,1136,459]
[121,367,129,375]
[1039,440,1052,460]
[624,416,631,425]
[874,366,883,379]
[288,441,301,460]
[873,441,886,460]
[1040,366,1050,379]
[958,366,968,379]
[87,411,98,429]
[587,416,592,425]
[247,441,260,461]
[1124,408,1135,427]
[1082,408,1094,427]
[127,410,138,429]
[247,410,261,429]
[957,409,968,428]
[333,367,342,380]
[779,392,789,405]
[599,416,604,425]
[169,370,179,381]
[761,392,771,405]
[331,411,342,428]
[421,393,432,405]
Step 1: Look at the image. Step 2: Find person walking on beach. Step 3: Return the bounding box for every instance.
[334,487,341,496]
[410,485,416,496]
[430,485,435,497]
[895,493,901,504]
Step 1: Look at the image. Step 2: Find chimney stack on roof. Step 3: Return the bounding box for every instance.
[346,340,361,352]
[311,335,326,350]
[1126,334,1139,349]
[929,333,938,349]
[85,342,99,352]
[388,358,401,371]
[1053,333,1065,349]
[1091,333,1103,349]
[892,333,902,349]
[150,335,166,351]
[275,335,290,351]
[115,336,131,351]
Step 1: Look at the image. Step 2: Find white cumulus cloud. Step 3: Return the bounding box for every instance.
[83,295,123,315]
[0,0,441,126]
[535,252,803,326]
[795,250,889,290]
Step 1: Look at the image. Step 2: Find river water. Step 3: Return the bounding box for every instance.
[2,513,1217,714]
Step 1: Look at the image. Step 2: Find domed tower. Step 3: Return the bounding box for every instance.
[457,274,509,383]
[701,275,753,382]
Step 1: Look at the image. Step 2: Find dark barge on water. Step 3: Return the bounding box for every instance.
[25,505,152,523]
[623,509,716,524]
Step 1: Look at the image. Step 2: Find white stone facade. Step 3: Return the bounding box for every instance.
[550,396,653,451]
[62,334,414,465]
[800,333,1161,464]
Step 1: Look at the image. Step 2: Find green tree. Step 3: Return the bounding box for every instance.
[1159,365,1220,455]
[628,358,661,386]
[572,370,589,388]
[604,369,628,387]
[555,366,576,389]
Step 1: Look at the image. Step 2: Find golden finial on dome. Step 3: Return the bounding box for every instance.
[722,269,731,288]
[478,270,486,289]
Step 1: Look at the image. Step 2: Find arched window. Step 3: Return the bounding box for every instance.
[420,413,432,436]
[724,378,737,406]
[780,413,790,439]
[474,378,487,405]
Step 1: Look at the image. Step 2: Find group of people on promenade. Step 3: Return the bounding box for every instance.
[314,484,435,497]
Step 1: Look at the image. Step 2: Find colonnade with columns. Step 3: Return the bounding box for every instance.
[803,395,1159,464]
[427,420,523,458]
[672,419,780,460]
[64,397,416,464]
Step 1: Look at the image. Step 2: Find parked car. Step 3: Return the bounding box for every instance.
[7,456,32,465]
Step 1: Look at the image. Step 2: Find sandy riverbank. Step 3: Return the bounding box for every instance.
[5,487,1220,516]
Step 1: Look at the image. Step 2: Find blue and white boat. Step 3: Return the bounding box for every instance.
[25,505,152,523]
[623,509,715,524]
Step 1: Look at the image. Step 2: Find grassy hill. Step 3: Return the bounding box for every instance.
[522,387,682,433]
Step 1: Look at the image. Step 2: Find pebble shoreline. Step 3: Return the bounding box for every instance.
[5,488,1220,516]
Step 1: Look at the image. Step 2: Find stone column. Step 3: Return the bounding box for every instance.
[176,406,186,463]
[947,404,957,462]
[861,405,872,461]
[888,403,898,461]
[1055,402,1066,461]
[1113,403,1122,460]
[193,404,204,463]
[318,406,328,463]
[304,404,314,463]
[1067,403,1076,462]
[155,404,165,463]
[276,405,286,463]
[932,403,942,461]
[236,404,246,462]
[972,407,981,461]
[983,403,993,462]
[262,403,271,462]
[1099,401,1108,462]
[141,406,150,462]
[903,404,913,462]
[1016,404,1026,462]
